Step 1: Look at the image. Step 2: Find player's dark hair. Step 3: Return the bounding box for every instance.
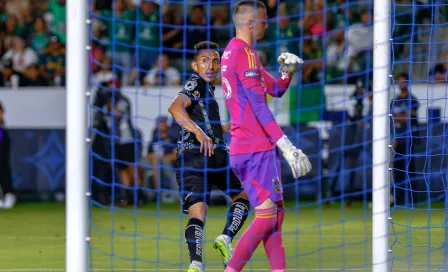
[398,72,409,81]
[193,41,219,60]
[233,0,266,18]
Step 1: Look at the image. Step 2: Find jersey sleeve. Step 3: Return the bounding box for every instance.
[179,76,203,103]
[235,48,284,143]
[261,67,292,98]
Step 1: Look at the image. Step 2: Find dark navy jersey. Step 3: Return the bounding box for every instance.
[177,73,228,157]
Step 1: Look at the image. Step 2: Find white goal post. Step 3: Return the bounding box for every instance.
[66,0,89,272]
[372,0,391,270]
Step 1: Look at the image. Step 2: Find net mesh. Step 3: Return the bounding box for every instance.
[389,1,448,270]
[86,0,448,270]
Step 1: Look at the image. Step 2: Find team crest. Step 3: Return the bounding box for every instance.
[193,90,201,98]
[184,80,197,91]
[273,177,281,192]
[222,77,232,99]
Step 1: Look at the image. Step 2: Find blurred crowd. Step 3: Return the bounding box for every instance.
[0,0,446,89]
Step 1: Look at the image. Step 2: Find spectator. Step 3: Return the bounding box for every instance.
[346,9,372,72]
[303,0,327,36]
[429,63,446,83]
[264,7,299,66]
[106,76,143,206]
[101,0,133,85]
[390,72,420,206]
[46,0,66,44]
[3,15,26,52]
[211,5,230,48]
[429,51,448,82]
[0,21,7,57]
[261,0,285,19]
[185,6,214,57]
[301,37,323,84]
[0,1,6,21]
[144,54,180,86]
[161,4,183,59]
[326,30,347,80]
[39,35,65,86]
[20,64,49,87]
[146,116,177,193]
[0,59,21,88]
[92,56,113,87]
[6,0,30,25]
[0,101,16,209]
[329,0,350,29]
[90,42,105,76]
[135,0,160,71]
[1,36,38,73]
[30,17,49,55]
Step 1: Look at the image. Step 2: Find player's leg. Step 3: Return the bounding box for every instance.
[177,171,210,272]
[226,198,278,272]
[213,168,251,267]
[261,151,286,271]
[118,143,140,206]
[185,202,207,272]
[262,200,286,271]
[225,150,284,272]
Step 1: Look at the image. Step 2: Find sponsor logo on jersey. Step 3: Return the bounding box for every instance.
[244,70,260,77]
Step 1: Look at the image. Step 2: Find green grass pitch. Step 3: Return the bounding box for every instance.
[0,201,446,271]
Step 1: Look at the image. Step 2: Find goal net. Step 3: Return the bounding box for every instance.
[85,0,448,270]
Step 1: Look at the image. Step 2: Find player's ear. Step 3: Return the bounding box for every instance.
[248,19,254,29]
[191,60,198,73]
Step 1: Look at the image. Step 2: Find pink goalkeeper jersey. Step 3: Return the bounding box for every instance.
[221,38,293,155]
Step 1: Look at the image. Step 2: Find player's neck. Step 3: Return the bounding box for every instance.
[236,33,254,47]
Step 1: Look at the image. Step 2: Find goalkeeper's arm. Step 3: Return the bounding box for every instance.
[263,53,303,98]
[236,49,311,178]
[168,94,214,156]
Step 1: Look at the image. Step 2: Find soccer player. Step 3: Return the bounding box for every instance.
[168,41,251,272]
[220,1,312,271]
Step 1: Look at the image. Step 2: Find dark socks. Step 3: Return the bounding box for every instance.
[222,198,250,240]
[185,217,204,263]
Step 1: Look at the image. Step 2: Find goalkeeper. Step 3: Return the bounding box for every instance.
[220,1,312,271]
[168,41,250,272]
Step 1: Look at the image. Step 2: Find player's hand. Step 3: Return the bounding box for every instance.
[277,52,303,74]
[195,129,214,157]
[276,135,312,178]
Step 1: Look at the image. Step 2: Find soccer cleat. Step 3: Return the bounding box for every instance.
[187,261,203,272]
[187,266,200,272]
[213,234,233,267]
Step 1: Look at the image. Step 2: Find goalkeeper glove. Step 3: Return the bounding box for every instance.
[277,52,303,74]
[276,135,312,178]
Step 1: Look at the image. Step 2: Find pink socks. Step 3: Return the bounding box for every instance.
[225,204,286,272]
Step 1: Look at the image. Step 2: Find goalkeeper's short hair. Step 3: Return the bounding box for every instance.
[193,41,219,59]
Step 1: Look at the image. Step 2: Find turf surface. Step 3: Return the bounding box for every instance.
[0,201,447,271]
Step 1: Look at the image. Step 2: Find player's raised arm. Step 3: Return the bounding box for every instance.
[168,93,214,157]
[262,53,303,98]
